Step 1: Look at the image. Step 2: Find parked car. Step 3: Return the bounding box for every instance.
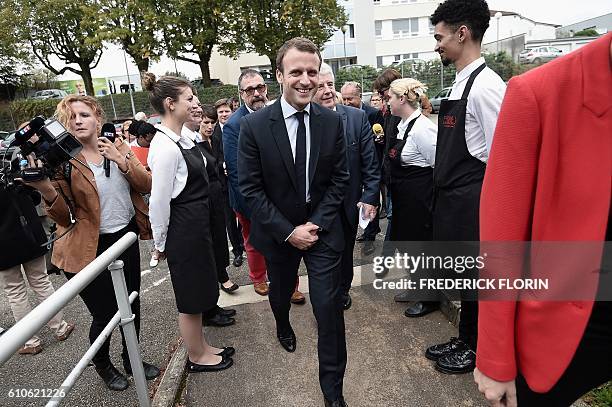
[519,46,563,64]
[147,114,161,125]
[430,87,452,114]
[191,78,223,88]
[32,89,68,100]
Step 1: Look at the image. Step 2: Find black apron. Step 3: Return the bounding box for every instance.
[388,115,434,242]
[433,63,487,242]
[165,139,219,314]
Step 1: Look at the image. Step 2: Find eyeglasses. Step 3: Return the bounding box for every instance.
[240,84,266,96]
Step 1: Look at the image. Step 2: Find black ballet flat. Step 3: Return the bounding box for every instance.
[216,346,235,358]
[187,356,233,373]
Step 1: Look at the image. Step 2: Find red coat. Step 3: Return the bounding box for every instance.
[477,33,612,392]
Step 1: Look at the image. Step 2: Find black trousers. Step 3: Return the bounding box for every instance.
[516,300,612,406]
[265,241,347,401]
[65,220,141,368]
[210,182,230,284]
[223,190,244,257]
[340,211,357,297]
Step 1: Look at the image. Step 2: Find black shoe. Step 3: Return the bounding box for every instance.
[362,241,375,256]
[435,349,476,374]
[216,346,235,358]
[123,361,161,380]
[425,337,468,361]
[232,254,244,267]
[277,328,296,353]
[95,364,129,391]
[217,307,236,317]
[187,356,233,373]
[404,301,439,318]
[202,313,235,327]
[220,282,239,294]
[342,294,352,310]
[355,234,366,242]
[324,396,348,407]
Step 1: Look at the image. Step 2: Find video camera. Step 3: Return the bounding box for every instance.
[0,116,83,188]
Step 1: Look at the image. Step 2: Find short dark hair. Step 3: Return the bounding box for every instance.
[430,0,491,43]
[276,37,322,73]
[238,69,263,88]
[214,98,230,110]
[128,120,156,138]
[201,105,217,121]
[373,69,401,93]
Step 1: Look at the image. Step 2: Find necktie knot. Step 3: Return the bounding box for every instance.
[294,111,306,123]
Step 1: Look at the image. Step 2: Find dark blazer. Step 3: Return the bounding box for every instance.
[336,104,380,229]
[210,123,227,190]
[222,105,251,216]
[238,100,349,259]
[361,102,384,128]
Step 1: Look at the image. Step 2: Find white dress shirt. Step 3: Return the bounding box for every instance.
[396,109,437,167]
[448,57,506,163]
[148,124,205,252]
[280,96,311,202]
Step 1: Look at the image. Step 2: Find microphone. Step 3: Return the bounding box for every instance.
[10,117,46,147]
[100,123,116,177]
[372,123,384,143]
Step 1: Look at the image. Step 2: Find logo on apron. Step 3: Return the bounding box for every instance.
[388,148,398,159]
[443,115,456,128]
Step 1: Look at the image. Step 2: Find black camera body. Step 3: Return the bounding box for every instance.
[1,117,83,188]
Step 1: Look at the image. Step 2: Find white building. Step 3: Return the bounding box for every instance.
[483,10,559,47]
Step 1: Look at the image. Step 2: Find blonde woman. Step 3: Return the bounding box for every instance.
[26,95,159,390]
[386,78,438,317]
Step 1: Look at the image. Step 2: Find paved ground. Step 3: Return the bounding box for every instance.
[0,217,485,407]
[187,285,484,407]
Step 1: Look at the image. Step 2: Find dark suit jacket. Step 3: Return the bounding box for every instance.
[336,104,380,229]
[361,102,384,128]
[222,105,251,216]
[238,100,350,259]
[210,123,227,191]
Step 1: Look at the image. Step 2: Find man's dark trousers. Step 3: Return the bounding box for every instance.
[265,241,347,400]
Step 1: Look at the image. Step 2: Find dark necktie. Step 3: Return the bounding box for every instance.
[294,111,307,203]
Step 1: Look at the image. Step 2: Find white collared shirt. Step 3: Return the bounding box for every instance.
[280,96,311,202]
[396,109,437,168]
[148,124,205,252]
[448,57,506,163]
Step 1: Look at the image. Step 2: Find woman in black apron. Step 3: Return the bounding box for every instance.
[386,78,438,317]
[144,73,234,373]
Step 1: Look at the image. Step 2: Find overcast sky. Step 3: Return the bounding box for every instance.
[487,0,610,26]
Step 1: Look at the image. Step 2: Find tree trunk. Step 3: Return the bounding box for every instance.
[79,64,94,96]
[198,57,211,87]
[268,55,277,74]
[134,57,149,76]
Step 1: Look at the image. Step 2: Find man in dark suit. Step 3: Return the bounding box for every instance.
[315,65,380,311]
[341,82,386,255]
[238,38,350,407]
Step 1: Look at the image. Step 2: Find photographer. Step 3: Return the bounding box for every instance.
[0,183,75,355]
[24,95,160,391]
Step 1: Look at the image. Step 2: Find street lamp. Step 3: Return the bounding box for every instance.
[341,25,349,68]
[495,11,502,53]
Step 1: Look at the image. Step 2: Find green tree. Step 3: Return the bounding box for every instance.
[20,0,104,96]
[334,65,379,93]
[573,28,599,37]
[160,0,228,87]
[223,0,347,72]
[0,0,32,87]
[98,0,161,75]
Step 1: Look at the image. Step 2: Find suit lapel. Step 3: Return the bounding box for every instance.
[269,100,299,193]
[72,153,98,195]
[308,103,322,189]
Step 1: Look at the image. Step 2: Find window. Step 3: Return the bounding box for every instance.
[394,54,401,61]
[376,56,383,67]
[373,0,380,3]
[428,20,434,34]
[375,20,382,38]
[392,18,419,38]
[348,24,355,39]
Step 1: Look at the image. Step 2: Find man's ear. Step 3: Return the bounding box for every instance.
[276,69,283,85]
[457,25,470,43]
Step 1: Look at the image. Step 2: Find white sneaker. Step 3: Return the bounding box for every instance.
[149,254,159,268]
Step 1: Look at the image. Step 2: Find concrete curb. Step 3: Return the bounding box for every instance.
[152,338,187,407]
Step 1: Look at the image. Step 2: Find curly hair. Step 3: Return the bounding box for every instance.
[55,95,105,131]
[430,0,491,42]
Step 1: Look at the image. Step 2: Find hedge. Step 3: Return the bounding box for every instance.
[0,84,281,131]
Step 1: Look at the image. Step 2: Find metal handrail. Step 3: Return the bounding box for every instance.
[0,231,150,406]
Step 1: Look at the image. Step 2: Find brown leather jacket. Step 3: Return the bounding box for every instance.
[44,142,152,273]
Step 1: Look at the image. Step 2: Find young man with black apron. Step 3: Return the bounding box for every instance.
[425,0,506,375]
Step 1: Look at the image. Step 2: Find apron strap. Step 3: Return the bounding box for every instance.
[400,114,421,141]
[461,63,487,100]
